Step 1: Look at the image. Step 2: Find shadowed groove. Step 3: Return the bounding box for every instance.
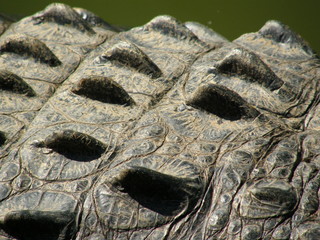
[0,131,5,146]
[186,84,260,120]
[36,130,106,161]
[98,41,162,79]
[214,48,284,91]
[0,34,61,67]
[0,210,76,240]
[0,70,35,96]
[112,166,202,216]
[72,76,134,106]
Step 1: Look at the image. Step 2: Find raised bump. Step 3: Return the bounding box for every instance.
[72,76,135,106]
[215,48,284,91]
[98,41,162,78]
[0,34,61,67]
[0,70,35,96]
[240,180,298,218]
[186,84,260,120]
[259,20,314,55]
[36,130,106,161]
[31,3,95,34]
[144,15,201,42]
[185,21,228,44]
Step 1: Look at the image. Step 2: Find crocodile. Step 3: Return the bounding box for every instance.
[0,3,319,240]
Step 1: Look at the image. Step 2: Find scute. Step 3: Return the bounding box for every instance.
[259,20,315,55]
[0,191,78,240]
[31,3,96,34]
[72,76,135,105]
[144,15,201,42]
[215,47,284,91]
[0,34,61,67]
[37,130,107,161]
[185,21,228,46]
[0,70,36,96]
[239,180,298,218]
[98,41,162,79]
[186,84,260,120]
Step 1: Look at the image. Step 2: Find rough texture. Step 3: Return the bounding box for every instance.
[0,3,319,240]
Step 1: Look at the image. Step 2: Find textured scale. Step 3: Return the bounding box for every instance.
[214,47,284,91]
[0,34,62,67]
[98,41,162,79]
[0,3,319,240]
[0,70,36,96]
[31,3,96,34]
[72,76,135,106]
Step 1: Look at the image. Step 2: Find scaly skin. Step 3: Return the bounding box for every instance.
[0,3,319,240]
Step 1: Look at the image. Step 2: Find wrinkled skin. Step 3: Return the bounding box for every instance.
[0,3,319,240]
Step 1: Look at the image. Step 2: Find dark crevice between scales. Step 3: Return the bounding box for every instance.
[213,48,284,91]
[0,34,61,67]
[35,130,106,161]
[0,70,36,96]
[111,166,202,216]
[98,41,162,79]
[0,131,6,146]
[72,76,135,106]
[187,84,260,121]
[0,210,76,240]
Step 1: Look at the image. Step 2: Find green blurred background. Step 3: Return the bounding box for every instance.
[2,0,320,54]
